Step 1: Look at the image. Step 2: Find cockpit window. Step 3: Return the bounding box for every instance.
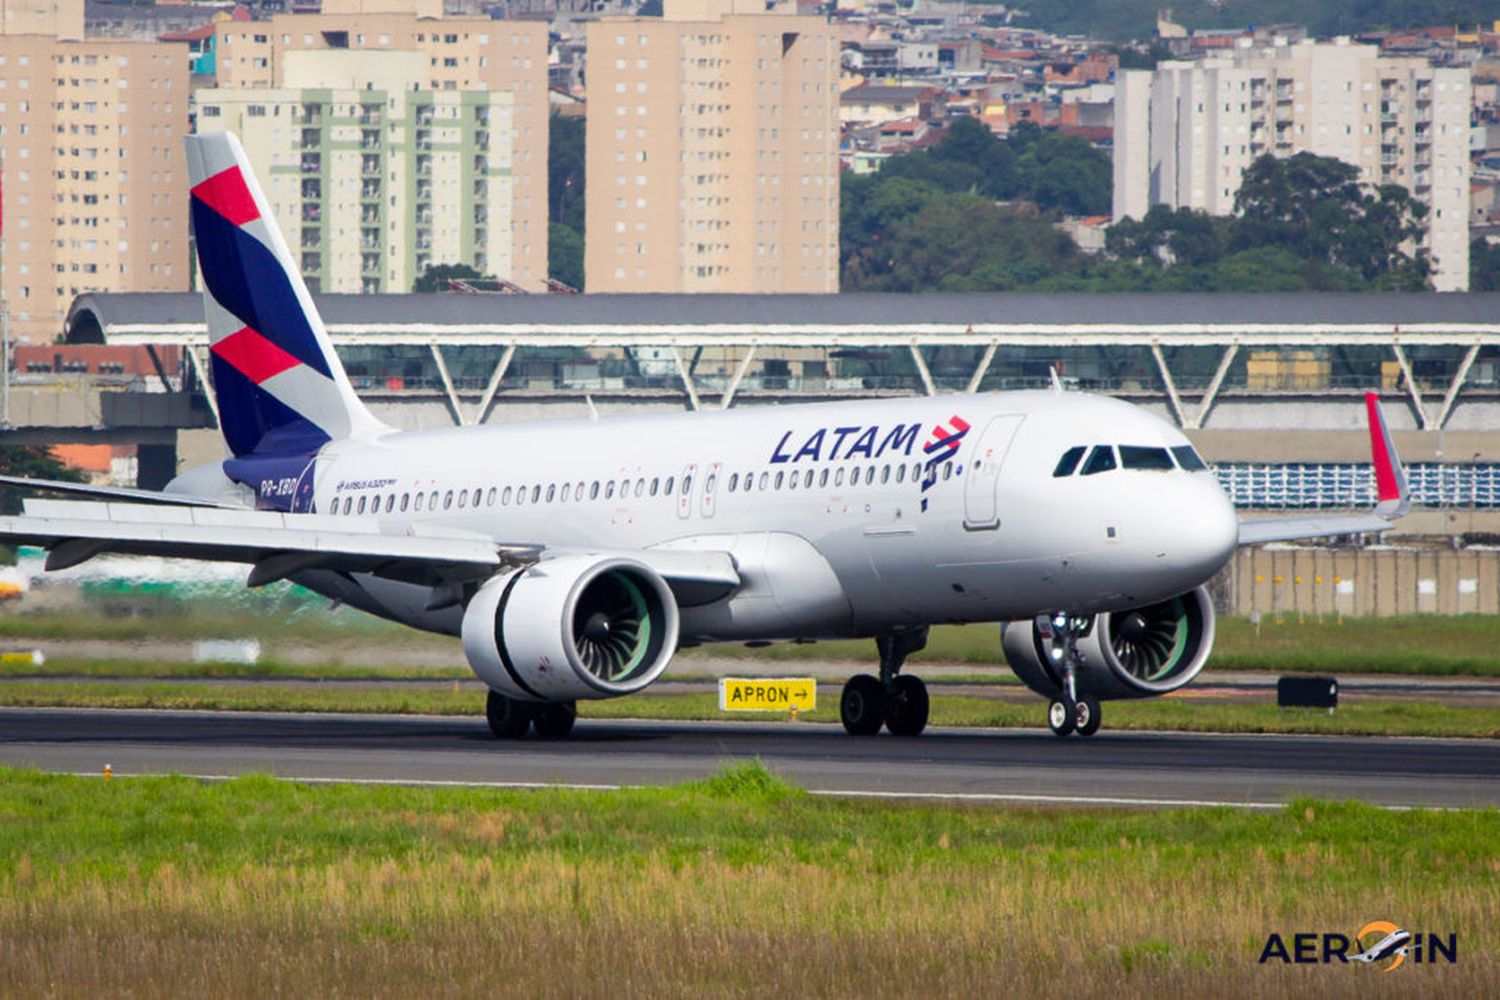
[1080,445,1117,476]
[1119,445,1174,471]
[1171,445,1208,472]
[1052,446,1086,477]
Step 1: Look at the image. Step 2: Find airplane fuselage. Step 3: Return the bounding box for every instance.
[221,390,1239,643]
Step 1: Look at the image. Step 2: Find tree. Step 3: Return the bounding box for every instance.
[1472,239,1500,292]
[412,263,490,292]
[1232,153,1430,288]
[548,223,584,291]
[0,446,84,519]
[548,112,586,233]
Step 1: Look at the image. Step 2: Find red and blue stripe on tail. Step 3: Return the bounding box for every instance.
[185,133,385,508]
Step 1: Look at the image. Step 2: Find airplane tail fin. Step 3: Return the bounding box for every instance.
[1365,391,1411,519]
[184,132,386,459]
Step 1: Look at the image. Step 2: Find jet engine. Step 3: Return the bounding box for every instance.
[1001,586,1214,700]
[461,555,679,702]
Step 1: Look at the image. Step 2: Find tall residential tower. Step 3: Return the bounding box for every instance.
[585,0,839,293]
[1114,38,1471,290]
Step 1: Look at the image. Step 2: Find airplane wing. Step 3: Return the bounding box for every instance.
[0,497,739,598]
[0,474,243,509]
[1235,392,1411,546]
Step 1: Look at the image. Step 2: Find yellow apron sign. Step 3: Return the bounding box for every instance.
[718,677,816,713]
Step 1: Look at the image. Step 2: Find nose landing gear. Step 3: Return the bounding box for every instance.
[840,627,931,737]
[1038,613,1103,738]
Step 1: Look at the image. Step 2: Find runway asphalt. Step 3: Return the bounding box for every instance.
[1,707,1497,810]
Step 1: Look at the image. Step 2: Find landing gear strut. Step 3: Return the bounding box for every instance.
[841,627,930,737]
[1038,613,1102,738]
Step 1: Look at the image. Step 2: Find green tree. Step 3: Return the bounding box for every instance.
[412,263,490,292]
[0,445,84,522]
[1232,153,1430,287]
[548,223,584,291]
[1472,238,1500,291]
[549,112,586,233]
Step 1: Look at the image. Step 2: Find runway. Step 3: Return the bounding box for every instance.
[2,708,1498,809]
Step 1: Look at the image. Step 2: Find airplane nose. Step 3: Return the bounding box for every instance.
[1166,478,1238,579]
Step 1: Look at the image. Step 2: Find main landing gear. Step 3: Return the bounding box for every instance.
[486,690,577,740]
[1038,613,1102,738]
[840,627,930,737]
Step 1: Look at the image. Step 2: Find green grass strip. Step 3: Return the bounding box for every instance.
[1,680,1496,738]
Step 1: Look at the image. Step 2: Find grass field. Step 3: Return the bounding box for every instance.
[1,679,1496,739]
[0,764,1493,997]
[8,606,1498,677]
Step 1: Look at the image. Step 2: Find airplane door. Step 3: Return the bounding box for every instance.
[962,415,1024,531]
[677,462,697,519]
[700,461,721,518]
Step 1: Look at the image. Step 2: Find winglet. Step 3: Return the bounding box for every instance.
[1365,392,1410,519]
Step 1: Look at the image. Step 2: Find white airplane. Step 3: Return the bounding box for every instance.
[0,133,1412,739]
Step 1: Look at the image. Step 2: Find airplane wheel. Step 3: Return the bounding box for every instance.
[1075,694,1102,737]
[486,690,534,739]
[884,675,929,737]
[840,674,886,736]
[532,701,578,739]
[1047,697,1076,737]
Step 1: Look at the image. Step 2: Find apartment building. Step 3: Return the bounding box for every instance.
[585,0,839,293]
[1114,38,1472,291]
[1122,41,1470,290]
[195,50,514,294]
[0,0,187,343]
[208,1,547,290]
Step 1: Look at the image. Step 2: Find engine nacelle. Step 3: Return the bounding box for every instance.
[462,555,679,702]
[1001,586,1215,701]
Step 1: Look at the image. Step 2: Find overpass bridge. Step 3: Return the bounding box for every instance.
[40,290,1500,499]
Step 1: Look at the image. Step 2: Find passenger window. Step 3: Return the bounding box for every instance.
[429,490,439,509]
[651,477,661,496]
[728,473,738,492]
[774,471,785,489]
[1081,446,1117,476]
[803,469,813,488]
[414,493,424,512]
[532,485,541,503]
[635,478,645,498]
[664,476,674,495]
[912,461,923,482]
[682,475,693,495]
[562,484,571,502]
[605,481,615,499]
[457,491,468,509]
[1119,446,1174,471]
[758,471,769,490]
[788,471,798,490]
[357,496,367,515]
[1171,445,1208,472]
[881,464,891,484]
[835,468,845,487]
[443,490,454,510]
[575,481,585,498]
[400,493,409,512]
[1053,446,1086,477]
[943,462,953,481]
[486,487,496,506]
[866,466,876,485]
[590,481,600,500]
[502,486,512,504]
[819,468,829,488]
[542,485,552,503]
[896,464,906,483]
